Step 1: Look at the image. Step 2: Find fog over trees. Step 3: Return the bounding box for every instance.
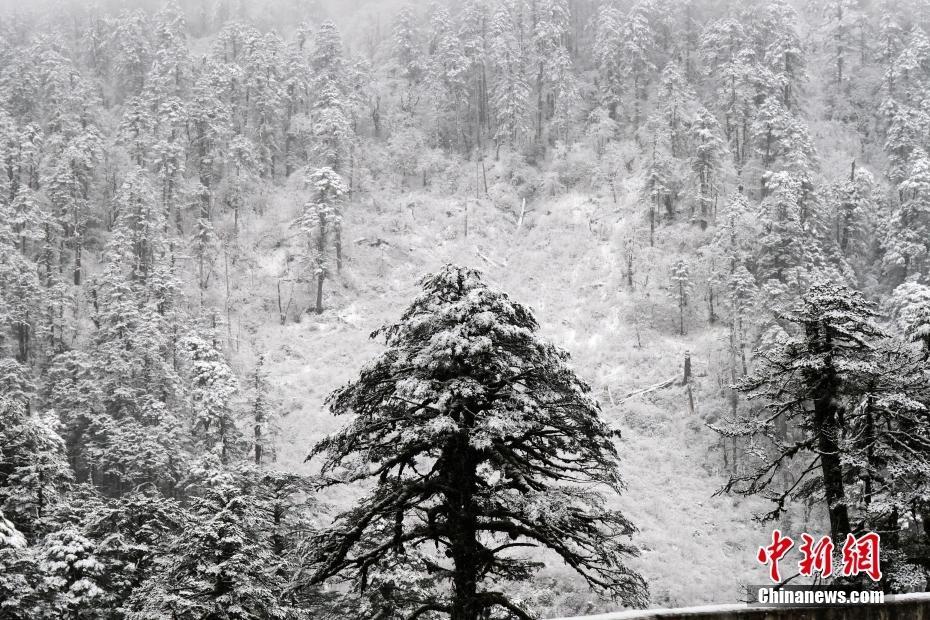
[2,0,930,618]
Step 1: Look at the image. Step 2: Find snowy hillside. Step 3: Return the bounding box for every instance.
[2,0,930,618]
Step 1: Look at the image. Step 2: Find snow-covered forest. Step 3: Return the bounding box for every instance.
[2,0,930,617]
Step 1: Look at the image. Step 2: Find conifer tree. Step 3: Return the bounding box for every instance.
[459,0,491,149]
[884,147,930,280]
[754,172,814,297]
[297,167,349,313]
[0,503,35,618]
[621,2,658,129]
[883,104,929,187]
[529,0,572,143]
[669,259,693,335]
[249,354,274,465]
[699,18,754,167]
[427,6,470,150]
[0,397,71,539]
[889,280,930,353]
[757,1,807,111]
[712,282,920,544]
[392,5,424,86]
[74,169,188,495]
[0,204,42,363]
[689,106,726,228]
[820,0,861,92]
[593,4,624,120]
[35,527,108,616]
[829,162,874,259]
[128,483,301,620]
[307,265,647,620]
[80,490,185,614]
[181,333,240,463]
[489,3,530,150]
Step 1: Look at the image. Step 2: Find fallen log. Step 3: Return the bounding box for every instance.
[615,377,676,403]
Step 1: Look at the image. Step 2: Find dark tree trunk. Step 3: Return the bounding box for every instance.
[649,205,655,247]
[444,427,481,620]
[335,224,343,274]
[315,273,324,313]
[814,375,850,542]
[15,322,28,363]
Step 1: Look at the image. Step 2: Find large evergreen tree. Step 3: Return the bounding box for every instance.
[714,281,930,550]
[307,265,646,620]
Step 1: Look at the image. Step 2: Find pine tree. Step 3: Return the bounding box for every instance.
[0,203,42,363]
[669,259,693,335]
[889,279,930,353]
[151,96,188,233]
[750,98,817,196]
[688,106,726,228]
[726,264,757,377]
[893,26,930,107]
[829,162,875,259]
[529,0,572,143]
[459,0,491,149]
[820,0,862,92]
[641,117,678,229]
[757,0,807,112]
[307,265,647,620]
[80,490,185,614]
[310,82,353,173]
[0,503,36,618]
[488,2,530,150]
[754,172,815,297]
[427,6,470,151]
[882,103,929,187]
[593,3,624,120]
[621,1,658,129]
[35,527,109,616]
[658,63,697,158]
[181,333,240,463]
[392,5,424,85]
[74,168,188,495]
[247,354,277,466]
[242,33,286,179]
[297,167,349,313]
[128,483,302,620]
[187,82,231,231]
[150,2,189,99]
[0,394,72,540]
[884,147,930,280]
[699,18,755,167]
[111,9,154,98]
[713,282,897,542]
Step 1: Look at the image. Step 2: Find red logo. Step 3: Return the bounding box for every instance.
[757,529,794,582]
[841,532,882,581]
[798,534,834,577]
[757,531,881,582]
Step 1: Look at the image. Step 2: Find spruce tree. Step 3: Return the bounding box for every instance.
[669,259,693,336]
[307,265,646,620]
[712,282,916,544]
[489,3,530,151]
[884,147,930,280]
[127,483,301,620]
[297,167,349,314]
[689,106,726,228]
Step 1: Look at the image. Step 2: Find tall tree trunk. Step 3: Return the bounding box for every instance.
[814,374,850,542]
[335,224,343,274]
[445,431,480,620]
[73,229,82,285]
[315,273,324,313]
[15,323,28,363]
